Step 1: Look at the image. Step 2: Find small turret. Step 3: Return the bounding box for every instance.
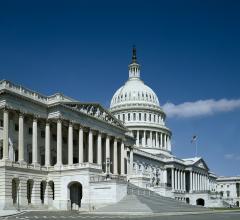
[129,46,140,79]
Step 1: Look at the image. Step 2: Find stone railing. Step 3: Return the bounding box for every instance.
[191,190,210,194]
[0,160,48,171]
[89,174,127,183]
[0,160,102,172]
[0,80,47,103]
[154,183,172,190]
[47,162,102,171]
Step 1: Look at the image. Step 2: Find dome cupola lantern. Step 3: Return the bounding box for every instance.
[129,46,140,79]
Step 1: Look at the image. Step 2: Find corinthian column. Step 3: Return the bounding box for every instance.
[32,117,38,165]
[56,119,62,166]
[113,138,118,175]
[130,148,133,175]
[190,171,193,192]
[78,126,84,163]
[106,136,110,164]
[143,130,146,147]
[150,131,153,147]
[160,133,163,148]
[171,168,175,190]
[136,130,139,147]
[156,132,159,148]
[3,109,9,160]
[88,129,93,163]
[45,121,50,166]
[97,132,102,165]
[68,122,73,165]
[18,113,24,162]
[121,141,125,175]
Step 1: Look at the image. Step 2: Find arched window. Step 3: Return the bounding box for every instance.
[133,113,136,121]
[139,113,141,121]
[149,114,151,122]
[123,114,125,122]
[144,113,147,121]
[128,113,130,121]
[154,115,156,122]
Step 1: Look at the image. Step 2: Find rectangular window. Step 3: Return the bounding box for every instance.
[139,113,141,121]
[0,120,3,127]
[28,127,32,135]
[41,130,45,138]
[73,139,77,145]
[227,191,230,197]
[52,134,57,141]
[15,124,19,131]
[123,114,125,122]
[133,113,136,121]
[63,137,67,144]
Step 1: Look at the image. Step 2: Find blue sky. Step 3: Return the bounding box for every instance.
[0,0,240,176]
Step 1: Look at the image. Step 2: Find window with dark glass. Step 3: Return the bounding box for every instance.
[15,124,19,131]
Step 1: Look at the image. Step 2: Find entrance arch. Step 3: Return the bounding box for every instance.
[12,178,19,204]
[68,182,82,210]
[196,198,205,206]
[186,198,190,204]
[27,179,33,204]
[40,181,47,204]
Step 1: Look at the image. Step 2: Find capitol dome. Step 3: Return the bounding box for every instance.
[110,78,160,109]
[110,47,160,111]
[109,47,172,157]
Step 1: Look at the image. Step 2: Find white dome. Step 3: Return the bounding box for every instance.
[110,77,160,109]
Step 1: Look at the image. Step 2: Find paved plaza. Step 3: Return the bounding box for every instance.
[1,211,240,220]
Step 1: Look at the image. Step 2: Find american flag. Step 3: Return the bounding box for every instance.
[191,135,197,143]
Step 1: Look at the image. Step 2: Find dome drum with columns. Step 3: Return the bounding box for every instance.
[110,47,172,157]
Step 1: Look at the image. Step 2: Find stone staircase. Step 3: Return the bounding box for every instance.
[96,183,207,213]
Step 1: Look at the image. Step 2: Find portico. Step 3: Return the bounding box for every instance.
[0,80,135,210]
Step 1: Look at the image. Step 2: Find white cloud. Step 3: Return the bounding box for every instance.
[224,154,234,160]
[162,99,240,118]
[224,154,240,161]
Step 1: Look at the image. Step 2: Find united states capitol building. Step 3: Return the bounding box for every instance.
[0,48,239,211]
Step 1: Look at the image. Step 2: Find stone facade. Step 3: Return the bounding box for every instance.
[0,48,238,210]
[0,80,134,210]
[109,47,235,207]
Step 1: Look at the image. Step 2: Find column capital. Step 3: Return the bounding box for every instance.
[2,105,10,112]
[78,124,84,130]
[57,117,63,123]
[68,121,73,127]
[16,110,26,118]
[45,119,51,125]
[33,114,40,121]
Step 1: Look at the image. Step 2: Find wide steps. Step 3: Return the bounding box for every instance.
[96,184,207,213]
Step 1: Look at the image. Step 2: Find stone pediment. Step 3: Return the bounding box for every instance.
[64,102,126,129]
[194,159,209,171]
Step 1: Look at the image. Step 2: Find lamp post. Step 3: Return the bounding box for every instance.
[105,157,112,179]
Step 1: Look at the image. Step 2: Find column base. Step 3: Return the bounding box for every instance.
[54,164,63,170]
[19,160,27,166]
[32,162,41,168]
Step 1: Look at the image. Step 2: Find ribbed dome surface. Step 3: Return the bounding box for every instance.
[110,78,160,109]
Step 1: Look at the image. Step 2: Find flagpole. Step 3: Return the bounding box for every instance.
[195,139,198,157]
